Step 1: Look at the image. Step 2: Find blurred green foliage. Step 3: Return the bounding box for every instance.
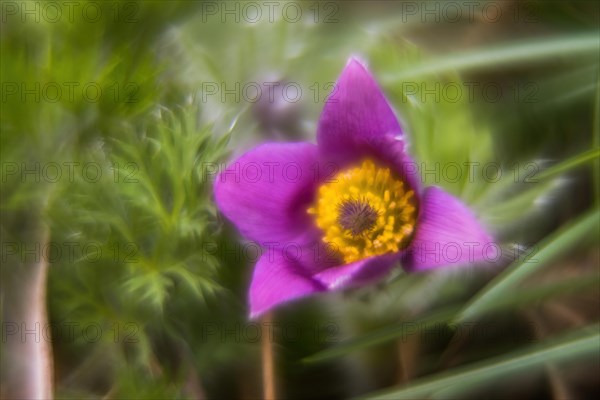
[1,1,598,398]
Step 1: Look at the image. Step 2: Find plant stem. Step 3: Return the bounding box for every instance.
[261,312,276,400]
[1,218,53,399]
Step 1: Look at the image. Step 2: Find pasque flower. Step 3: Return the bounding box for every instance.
[215,59,494,318]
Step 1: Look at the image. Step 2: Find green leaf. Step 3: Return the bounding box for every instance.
[360,325,599,400]
[303,274,597,363]
[476,147,600,222]
[302,306,458,364]
[536,147,600,181]
[593,75,600,205]
[455,209,600,323]
[382,33,600,82]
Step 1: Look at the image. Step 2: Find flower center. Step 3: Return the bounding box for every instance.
[337,198,379,236]
[308,159,417,264]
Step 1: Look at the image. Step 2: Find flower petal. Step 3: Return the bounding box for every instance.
[403,186,495,271]
[361,133,423,198]
[249,250,324,319]
[317,58,403,163]
[214,142,321,246]
[313,253,399,290]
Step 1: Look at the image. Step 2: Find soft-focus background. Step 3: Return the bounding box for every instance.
[1,1,599,399]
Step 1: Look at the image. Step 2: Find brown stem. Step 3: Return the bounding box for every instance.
[1,220,53,399]
[261,312,276,400]
[396,332,420,384]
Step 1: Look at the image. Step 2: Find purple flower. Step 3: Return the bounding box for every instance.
[215,59,494,318]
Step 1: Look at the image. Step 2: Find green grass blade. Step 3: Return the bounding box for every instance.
[485,275,599,312]
[593,72,600,206]
[303,275,596,363]
[382,33,599,82]
[302,306,458,364]
[536,147,600,181]
[360,325,599,400]
[477,147,600,219]
[455,210,600,323]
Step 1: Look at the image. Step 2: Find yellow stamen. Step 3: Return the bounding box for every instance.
[307,159,417,263]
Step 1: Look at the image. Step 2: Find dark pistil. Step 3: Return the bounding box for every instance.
[337,199,379,236]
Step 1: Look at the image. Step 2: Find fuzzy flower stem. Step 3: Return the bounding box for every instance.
[261,312,276,400]
[2,219,53,399]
